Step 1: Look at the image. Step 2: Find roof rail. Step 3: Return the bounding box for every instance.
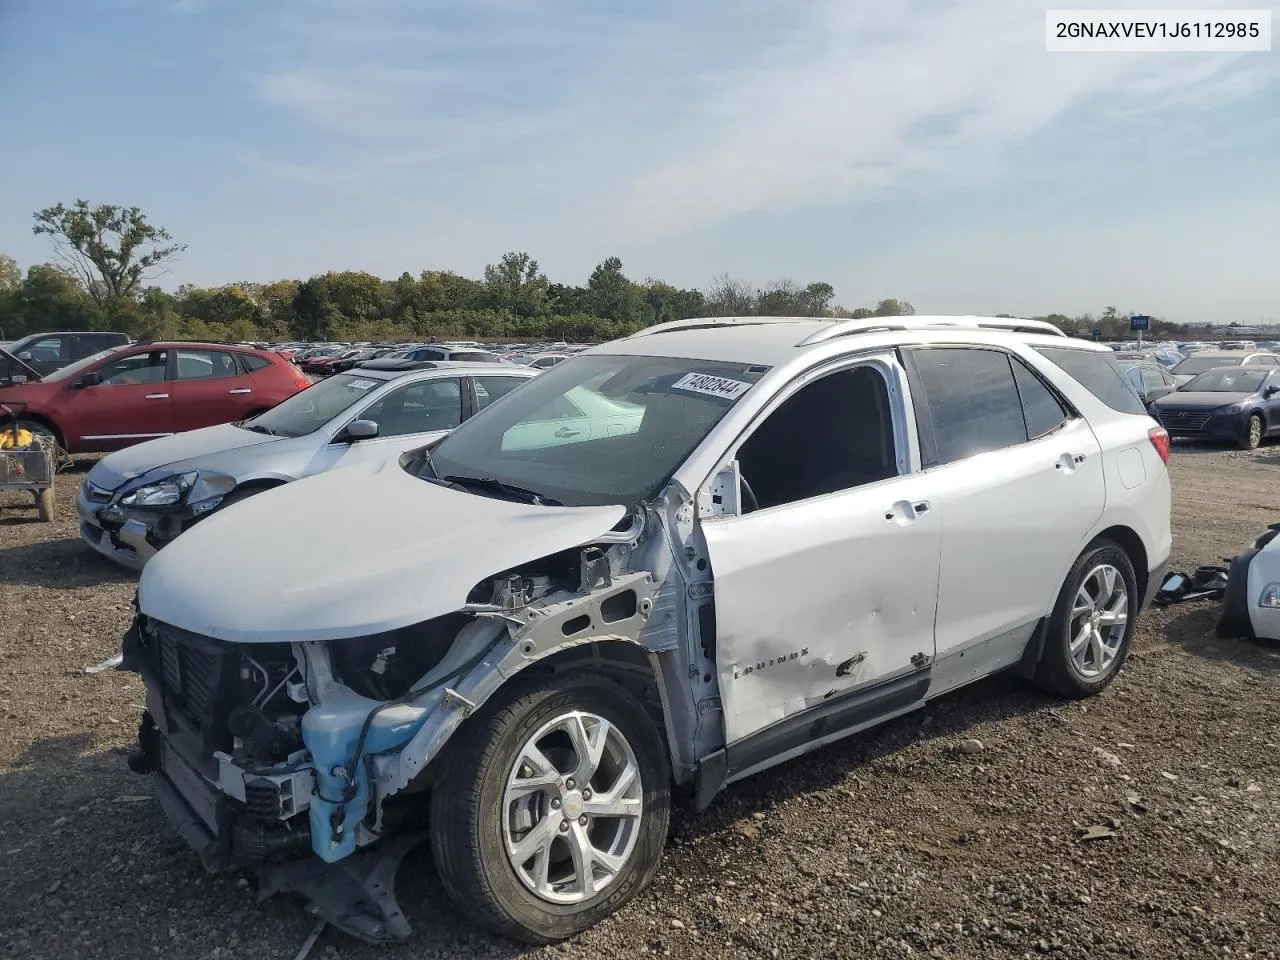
[625,316,808,339]
[795,315,1068,347]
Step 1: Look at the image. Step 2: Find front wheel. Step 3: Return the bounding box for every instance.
[1241,414,1264,450]
[430,672,670,943]
[1035,540,1138,698]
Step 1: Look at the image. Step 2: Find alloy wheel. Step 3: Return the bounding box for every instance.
[1069,563,1129,679]
[502,710,644,905]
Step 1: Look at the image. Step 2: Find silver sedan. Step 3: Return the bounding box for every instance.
[77,362,538,569]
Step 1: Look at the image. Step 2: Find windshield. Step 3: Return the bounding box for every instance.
[1173,355,1242,375]
[420,354,769,506]
[244,372,385,437]
[42,347,126,382]
[1182,368,1269,393]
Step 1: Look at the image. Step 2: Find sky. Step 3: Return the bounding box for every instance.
[1,0,1278,324]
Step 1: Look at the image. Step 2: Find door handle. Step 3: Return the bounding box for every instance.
[1055,452,1086,470]
[228,388,252,395]
[145,393,169,400]
[554,426,581,439]
[885,499,929,524]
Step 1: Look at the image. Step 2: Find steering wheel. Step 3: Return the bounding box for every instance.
[739,475,759,514]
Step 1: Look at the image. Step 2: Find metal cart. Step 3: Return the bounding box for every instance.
[0,402,57,522]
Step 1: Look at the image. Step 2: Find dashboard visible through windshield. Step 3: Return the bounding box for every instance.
[417,354,769,507]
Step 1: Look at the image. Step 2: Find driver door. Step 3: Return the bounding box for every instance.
[61,349,173,450]
[699,356,940,755]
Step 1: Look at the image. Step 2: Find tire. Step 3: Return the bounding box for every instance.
[36,487,55,522]
[430,671,670,944]
[1240,414,1264,450]
[9,419,60,451]
[1034,540,1138,699]
[215,484,275,512]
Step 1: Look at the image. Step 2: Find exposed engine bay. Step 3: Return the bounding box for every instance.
[121,500,716,942]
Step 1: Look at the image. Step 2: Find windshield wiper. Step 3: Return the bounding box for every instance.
[437,474,562,506]
[241,422,275,435]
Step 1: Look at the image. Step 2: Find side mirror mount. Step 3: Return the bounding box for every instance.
[75,372,102,388]
[1265,385,1279,398]
[696,460,742,519]
[16,351,32,361]
[337,419,379,442]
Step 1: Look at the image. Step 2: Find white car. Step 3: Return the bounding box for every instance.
[1219,524,1280,641]
[1168,350,1280,387]
[122,315,1171,944]
[77,363,538,568]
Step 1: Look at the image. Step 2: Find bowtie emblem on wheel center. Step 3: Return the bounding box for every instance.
[560,791,585,820]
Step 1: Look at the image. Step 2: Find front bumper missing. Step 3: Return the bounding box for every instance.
[150,751,421,942]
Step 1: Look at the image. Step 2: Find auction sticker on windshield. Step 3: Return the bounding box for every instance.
[671,372,753,401]
[347,379,377,391]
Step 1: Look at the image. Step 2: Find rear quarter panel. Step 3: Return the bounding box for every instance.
[1015,345,1173,596]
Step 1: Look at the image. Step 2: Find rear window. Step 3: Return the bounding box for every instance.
[1033,347,1147,416]
[450,351,501,363]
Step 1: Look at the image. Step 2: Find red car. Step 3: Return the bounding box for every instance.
[0,341,311,453]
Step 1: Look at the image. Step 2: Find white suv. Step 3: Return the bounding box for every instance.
[122,316,1172,944]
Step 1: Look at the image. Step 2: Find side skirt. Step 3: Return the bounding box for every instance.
[693,669,930,810]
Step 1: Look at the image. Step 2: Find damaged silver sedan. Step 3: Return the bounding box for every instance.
[121,316,1171,943]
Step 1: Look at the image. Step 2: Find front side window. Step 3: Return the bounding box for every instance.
[176,349,239,380]
[910,348,1027,465]
[422,354,768,506]
[736,365,898,513]
[246,373,387,437]
[24,337,68,363]
[98,350,168,386]
[360,377,462,436]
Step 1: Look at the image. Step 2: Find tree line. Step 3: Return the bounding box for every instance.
[0,200,1190,345]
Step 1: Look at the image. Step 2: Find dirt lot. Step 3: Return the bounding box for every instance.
[2,445,1279,960]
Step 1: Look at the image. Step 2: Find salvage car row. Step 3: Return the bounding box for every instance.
[14,314,1188,947]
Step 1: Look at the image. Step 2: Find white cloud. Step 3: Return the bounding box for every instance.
[618,0,1277,237]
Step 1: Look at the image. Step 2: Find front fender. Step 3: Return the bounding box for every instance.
[375,571,659,800]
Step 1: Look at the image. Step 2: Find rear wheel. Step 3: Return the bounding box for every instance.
[1241,414,1264,450]
[430,672,670,944]
[1035,540,1138,698]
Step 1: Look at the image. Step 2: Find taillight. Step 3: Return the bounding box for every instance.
[1148,425,1170,464]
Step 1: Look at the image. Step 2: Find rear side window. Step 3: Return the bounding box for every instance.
[1033,347,1147,416]
[175,349,239,380]
[1011,358,1069,439]
[909,348,1027,465]
[474,375,530,411]
[239,353,271,372]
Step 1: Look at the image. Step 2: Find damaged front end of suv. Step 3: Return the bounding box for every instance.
[121,497,699,941]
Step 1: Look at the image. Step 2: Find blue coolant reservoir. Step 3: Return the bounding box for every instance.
[302,689,431,862]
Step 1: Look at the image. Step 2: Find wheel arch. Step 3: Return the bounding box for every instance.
[1091,524,1149,605]
[11,411,65,448]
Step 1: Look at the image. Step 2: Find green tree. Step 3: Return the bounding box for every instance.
[586,257,651,327]
[178,285,264,331]
[871,298,915,317]
[0,254,20,290]
[6,264,101,337]
[32,200,186,305]
[483,251,550,317]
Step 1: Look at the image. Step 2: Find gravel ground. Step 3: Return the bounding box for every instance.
[2,443,1279,960]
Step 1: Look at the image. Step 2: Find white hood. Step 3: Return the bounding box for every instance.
[138,457,627,643]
